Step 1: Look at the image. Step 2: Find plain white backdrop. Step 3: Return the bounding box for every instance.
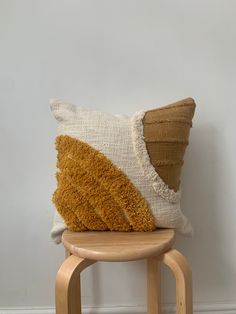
[0,0,236,311]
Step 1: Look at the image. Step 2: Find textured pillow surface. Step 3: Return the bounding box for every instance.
[50,98,195,244]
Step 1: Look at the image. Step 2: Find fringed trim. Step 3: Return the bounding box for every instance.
[131,111,181,203]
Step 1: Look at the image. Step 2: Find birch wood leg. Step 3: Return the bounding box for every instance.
[147,258,161,314]
[55,255,95,314]
[161,249,192,314]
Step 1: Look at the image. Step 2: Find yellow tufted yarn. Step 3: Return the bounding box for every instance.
[53,135,156,232]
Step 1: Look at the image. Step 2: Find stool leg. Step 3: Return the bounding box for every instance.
[55,255,95,314]
[147,258,161,314]
[161,249,192,314]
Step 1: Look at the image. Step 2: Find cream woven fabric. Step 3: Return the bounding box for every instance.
[50,99,193,243]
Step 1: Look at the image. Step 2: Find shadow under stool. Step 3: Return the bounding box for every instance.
[55,229,192,314]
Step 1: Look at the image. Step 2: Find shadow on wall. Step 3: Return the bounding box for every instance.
[81,124,232,305]
[174,123,233,300]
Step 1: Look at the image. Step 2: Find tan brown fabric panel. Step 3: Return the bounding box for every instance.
[146,142,187,163]
[143,98,196,191]
[145,98,195,122]
[154,164,182,191]
[144,122,191,143]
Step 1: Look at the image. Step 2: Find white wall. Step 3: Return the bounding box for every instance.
[1,0,236,311]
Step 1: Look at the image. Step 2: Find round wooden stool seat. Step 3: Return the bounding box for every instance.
[62,229,175,262]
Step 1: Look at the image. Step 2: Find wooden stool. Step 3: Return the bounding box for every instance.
[55,229,192,314]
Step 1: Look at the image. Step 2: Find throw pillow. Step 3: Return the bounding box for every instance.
[50,98,196,244]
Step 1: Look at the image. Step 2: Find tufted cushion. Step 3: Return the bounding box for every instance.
[50,98,196,244]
